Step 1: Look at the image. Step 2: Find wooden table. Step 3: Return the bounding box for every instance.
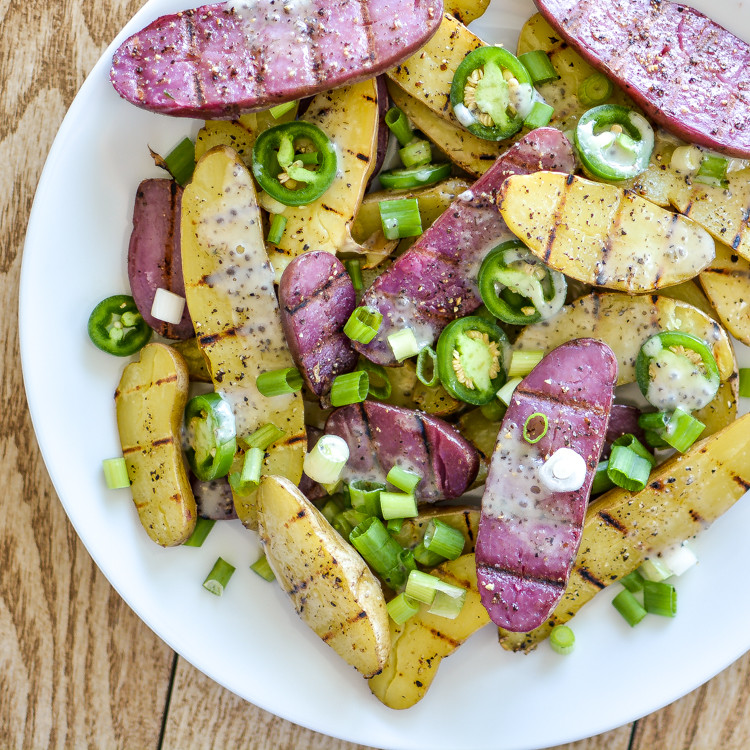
[4,0,750,747]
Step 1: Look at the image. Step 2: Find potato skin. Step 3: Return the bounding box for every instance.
[115,343,196,546]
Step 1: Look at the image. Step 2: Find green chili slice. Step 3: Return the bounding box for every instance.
[87,294,153,356]
[436,316,509,405]
[252,121,337,207]
[450,46,534,140]
[574,105,654,181]
[184,392,237,481]
[378,163,451,190]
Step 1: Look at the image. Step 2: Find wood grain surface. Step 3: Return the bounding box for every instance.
[3,0,749,747]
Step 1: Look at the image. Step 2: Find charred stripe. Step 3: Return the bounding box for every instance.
[732,474,750,492]
[358,0,378,66]
[285,269,349,314]
[155,373,179,386]
[598,510,627,534]
[577,566,606,590]
[152,436,174,447]
[198,327,240,346]
[544,182,571,262]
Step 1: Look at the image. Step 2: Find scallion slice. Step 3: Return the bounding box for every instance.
[663,408,705,453]
[356,360,392,400]
[341,508,370,529]
[380,198,423,240]
[591,460,615,495]
[508,350,544,378]
[349,479,384,517]
[518,50,559,85]
[522,412,548,444]
[250,553,276,582]
[620,570,645,593]
[428,587,467,619]
[639,557,672,583]
[385,106,414,146]
[266,213,287,245]
[344,306,383,344]
[242,423,285,451]
[643,580,677,617]
[549,624,575,655]
[203,557,236,595]
[695,154,729,186]
[612,588,647,627]
[413,542,445,567]
[606,444,652,491]
[577,72,614,106]
[379,491,418,521]
[183,517,216,548]
[387,592,420,625]
[405,570,440,605]
[349,517,405,588]
[386,465,422,493]
[660,542,698,577]
[423,519,465,560]
[388,328,420,362]
[102,457,129,489]
[164,137,196,186]
[320,497,344,525]
[256,367,303,396]
[416,345,439,387]
[229,446,264,495]
[387,517,404,535]
[384,547,417,591]
[739,368,750,397]
[496,377,522,406]
[405,570,466,617]
[330,370,369,407]
[151,288,186,325]
[523,101,555,130]
[345,259,364,292]
[270,100,297,119]
[399,138,432,168]
[303,434,349,485]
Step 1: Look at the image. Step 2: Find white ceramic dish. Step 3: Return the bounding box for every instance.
[20,1,750,748]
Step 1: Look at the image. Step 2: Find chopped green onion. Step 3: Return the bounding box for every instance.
[416,345,439,387]
[350,517,407,589]
[379,491,418,520]
[637,411,670,433]
[333,514,354,539]
[250,553,276,581]
[102,457,130,489]
[480,399,506,421]
[577,72,614,106]
[387,517,404,534]
[591,460,615,495]
[496,377,522,406]
[340,508,370,529]
[256,367,303,396]
[330,370,369,407]
[388,328,420,362]
[620,570,645,593]
[612,588,647,627]
[522,412,548,444]
[549,624,575,655]
[385,106,414,146]
[164,137,195,186]
[349,479,384,517]
[643,580,677,617]
[386,465,422,493]
[606,444,653,491]
[518,50,559,85]
[413,542,446,567]
[739,368,750,398]
[428,587,467,619]
[183,517,216,548]
[266,213,287,245]
[229,447,264,495]
[695,154,729,187]
[405,570,466,617]
[344,306,383,344]
[663,408,705,453]
[356,359,392,400]
[320,497,344,525]
[303,434,349,485]
[639,557,673,583]
[203,557,236,596]
[399,137,432,168]
[270,100,297,119]
[345,259,364,292]
[523,101,555,130]
[387,592,420,625]
[508,350,544,378]
[380,198,423,240]
[643,428,670,449]
[405,570,439,604]
[384,547,418,591]
[423,519,465,560]
[241,423,285,451]
[660,542,698,577]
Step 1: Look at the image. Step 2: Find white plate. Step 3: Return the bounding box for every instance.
[20,1,750,748]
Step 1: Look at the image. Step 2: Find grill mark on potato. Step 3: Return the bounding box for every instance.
[478,562,567,591]
[154,373,179,386]
[183,14,207,106]
[151,436,175,449]
[357,0,377,67]
[516,383,611,414]
[426,627,461,649]
[544,181,571,262]
[284,269,349,315]
[598,510,627,534]
[198,327,240,346]
[321,203,343,215]
[702,266,750,279]
[577,566,606,590]
[732,474,750,492]
[462,511,475,543]
[282,432,308,447]
[320,609,369,642]
[689,508,705,525]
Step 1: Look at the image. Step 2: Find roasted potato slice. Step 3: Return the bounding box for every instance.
[170,338,211,382]
[498,172,715,292]
[256,475,390,678]
[181,146,306,528]
[446,0,491,25]
[699,243,750,345]
[115,343,196,546]
[500,412,750,652]
[368,554,490,708]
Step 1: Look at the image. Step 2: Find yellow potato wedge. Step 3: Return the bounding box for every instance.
[368,554,490,709]
[170,338,212,382]
[699,243,750,346]
[267,80,379,280]
[257,475,390,678]
[446,0,491,25]
[181,146,306,528]
[515,292,737,436]
[387,81,505,176]
[115,343,196,547]
[658,280,718,322]
[498,172,715,292]
[500,412,750,652]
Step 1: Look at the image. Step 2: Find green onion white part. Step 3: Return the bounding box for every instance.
[150,287,186,325]
[303,434,349,485]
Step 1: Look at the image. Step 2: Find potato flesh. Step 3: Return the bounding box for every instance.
[368,554,489,709]
[267,80,379,281]
[256,475,390,678]
[446,0,491,25]
[499,172,716,292]
[180,146,305,527]
[500,412,750,652]
[115,343,196,547]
